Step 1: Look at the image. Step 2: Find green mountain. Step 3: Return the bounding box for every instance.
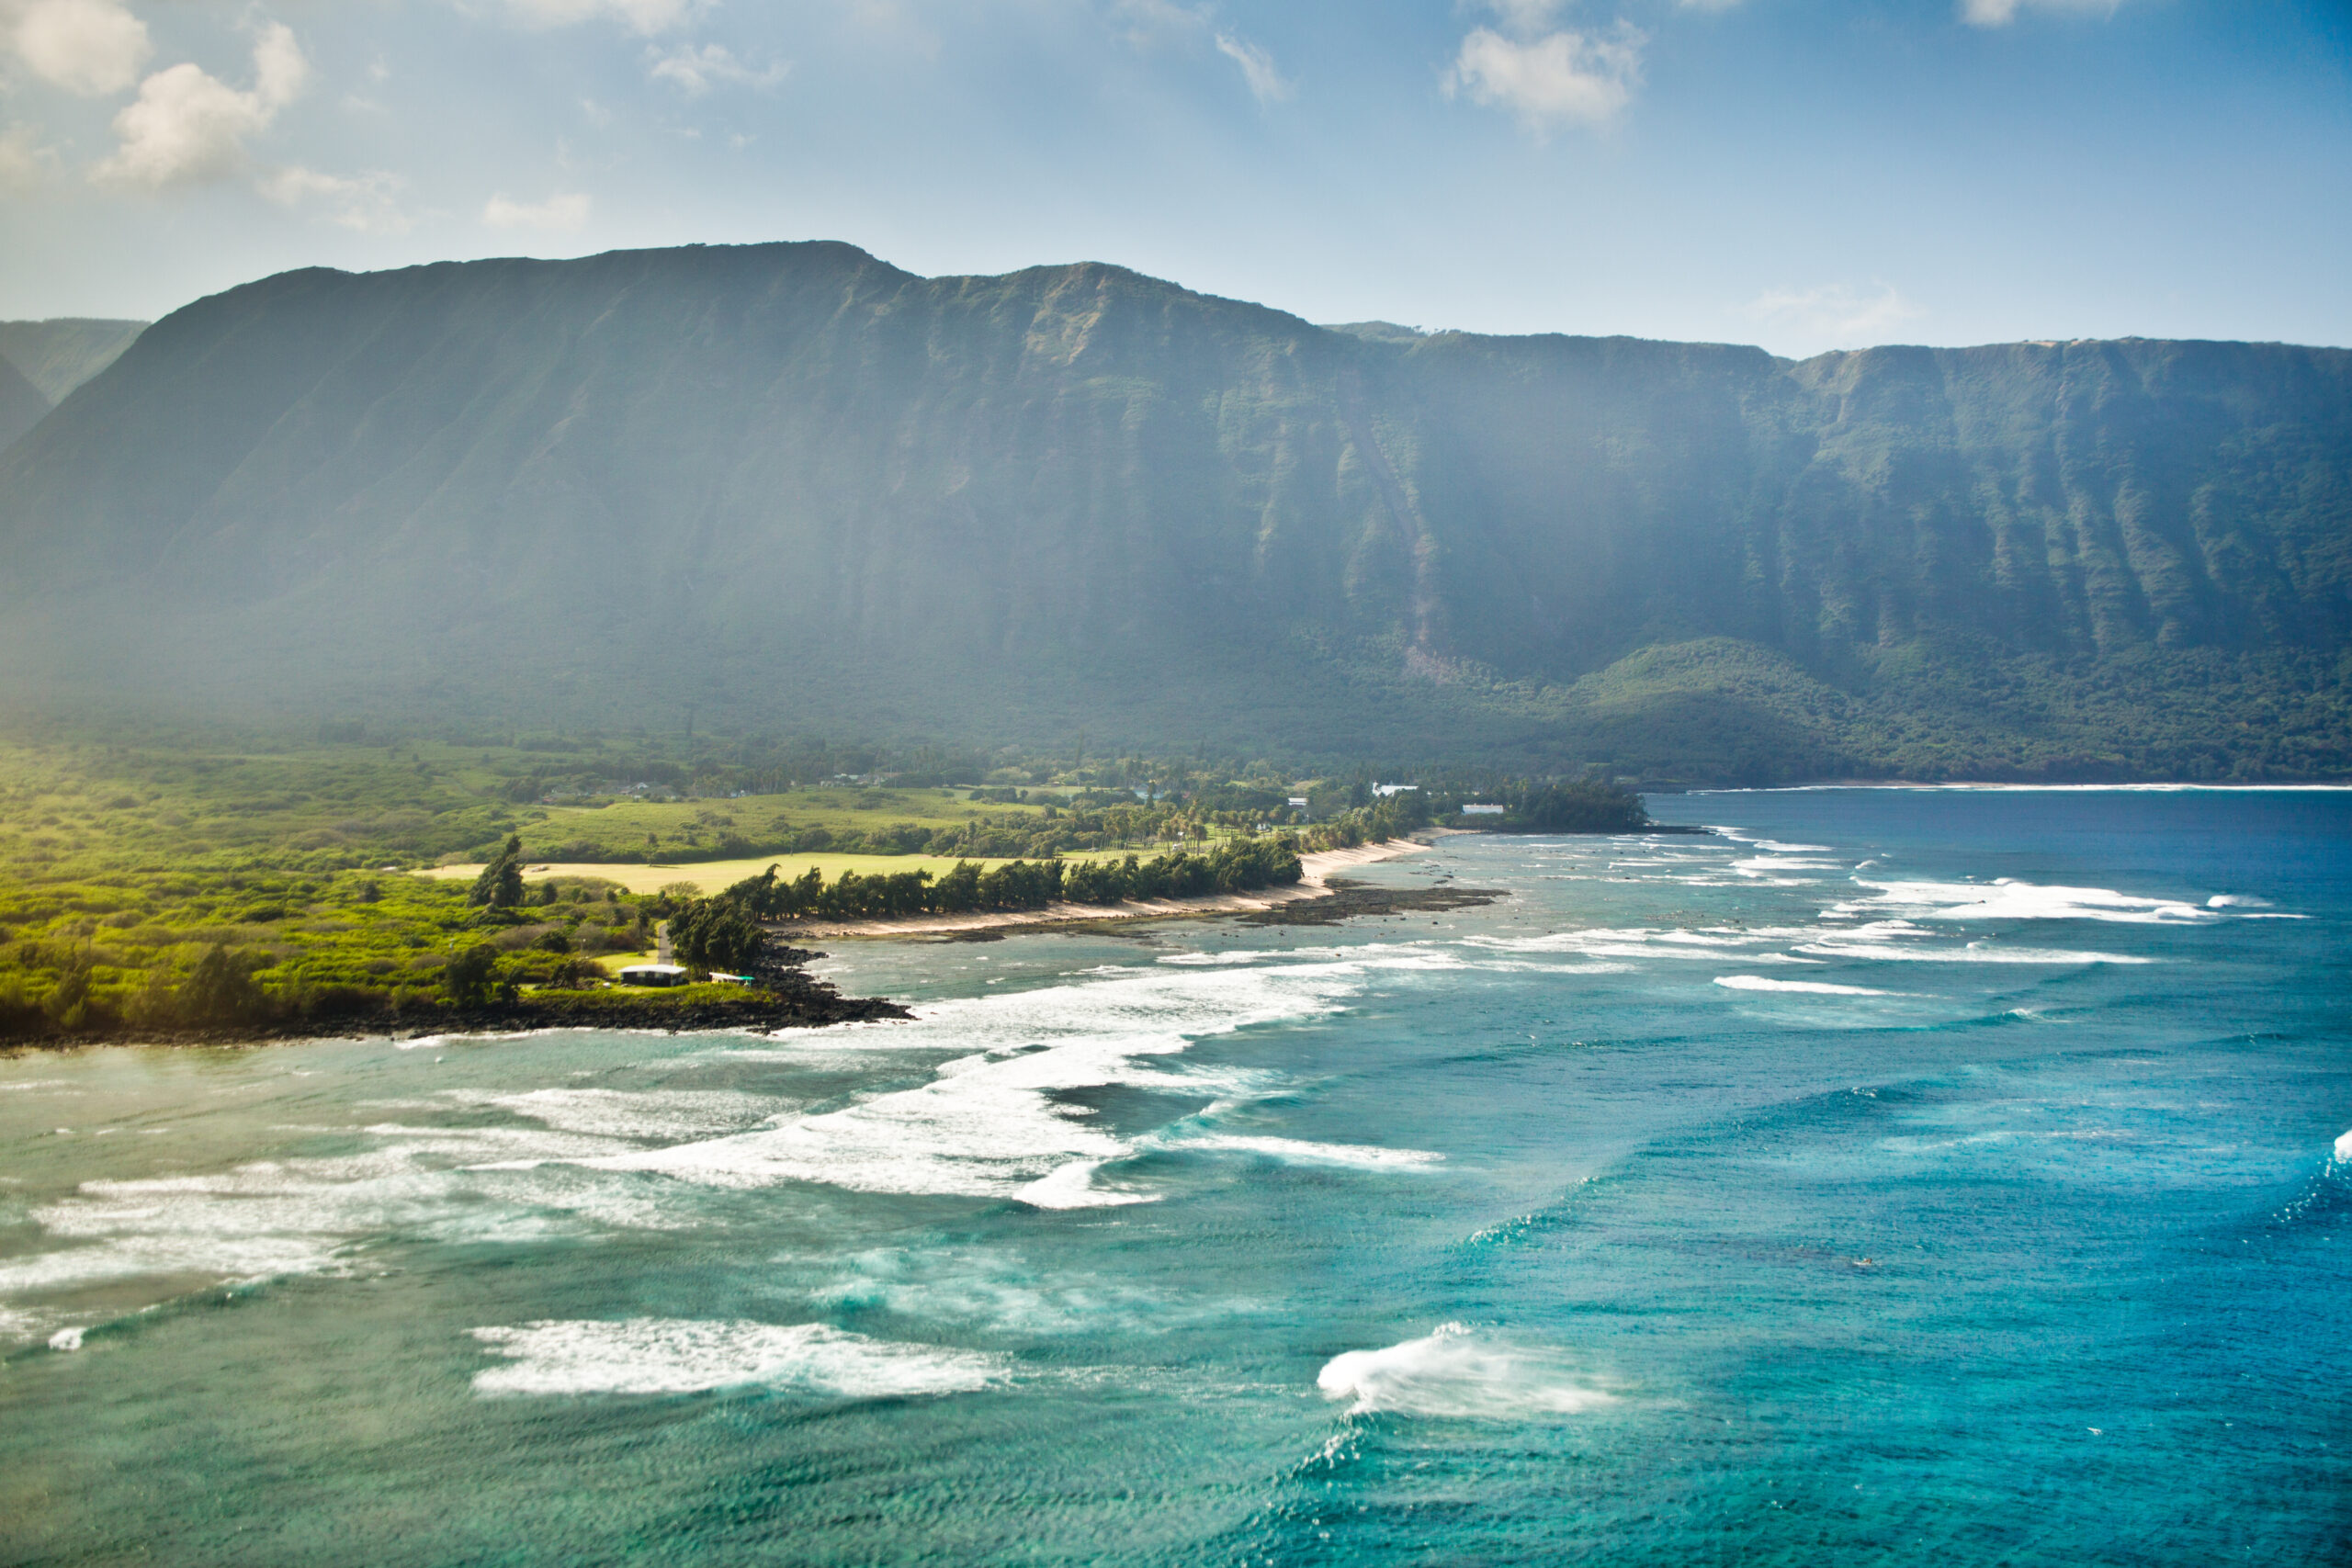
[0,243,2345,781]
[0,318,147,405]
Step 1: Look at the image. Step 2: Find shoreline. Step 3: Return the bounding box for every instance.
[0,976,910,1055]
[765,839,1431,941]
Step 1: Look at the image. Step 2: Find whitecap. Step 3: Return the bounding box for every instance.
[1828,877,2216,925]
[1714,976,1895,997]
[2207,894,2273,908]
[1793,940,2154,965]
[0,1122,678,1301]
[1162,1134,1445,1170]
[1317,1324,1611,1418]
[1016,1160,1159,1210]
[2335,1128,2352,1164]
[541,957,1388,1202]
[469,1318,1004,1399]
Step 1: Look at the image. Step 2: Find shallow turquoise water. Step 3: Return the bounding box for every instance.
[3,789,2347,1564]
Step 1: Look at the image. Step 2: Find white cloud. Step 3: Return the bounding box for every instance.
[1445,22,1645,133]
[1109,0,1209,49]
[1961,0,2123,24]
[259,165,412,233]
[0,121,58,193]
[9,0,152,96]
[1481,0,1569,30]
[1213,32,1290,105]
[93,23,309,190]
[484,190,590,231]
[498,0,696,34]
[649,42,787,96]
[1747,282,1925,347]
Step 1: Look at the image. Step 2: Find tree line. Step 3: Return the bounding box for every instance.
[668,837,1306,968]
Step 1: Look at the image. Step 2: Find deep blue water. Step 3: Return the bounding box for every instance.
[1,788,2346,1564]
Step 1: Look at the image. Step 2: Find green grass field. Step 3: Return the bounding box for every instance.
[503,785,1057,863]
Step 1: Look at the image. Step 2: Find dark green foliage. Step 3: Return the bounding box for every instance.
[179,944,265,1025]
[442,944,499,1007]
[1,244,2345,778]
[469,836,525,908]
[669,898,763,972]
[1503,777,1649,833]
[702,837,1306,925]
[40,951,97,1031]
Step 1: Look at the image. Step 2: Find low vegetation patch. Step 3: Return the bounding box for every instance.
[0,724,1649,1045]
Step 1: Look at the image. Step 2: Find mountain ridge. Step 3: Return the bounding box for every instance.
[0,353,45,454]
[0,242,2345,779]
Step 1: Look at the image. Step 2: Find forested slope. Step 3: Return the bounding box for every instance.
[0,243,2344,779]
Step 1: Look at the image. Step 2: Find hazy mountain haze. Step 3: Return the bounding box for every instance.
[0,320,148,406]
[0,353,47,454]
[1,243,2344,778]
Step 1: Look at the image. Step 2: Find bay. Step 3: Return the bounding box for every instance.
[3,789,2346,1564]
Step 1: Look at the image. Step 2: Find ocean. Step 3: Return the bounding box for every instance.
[2,788,2346,1564]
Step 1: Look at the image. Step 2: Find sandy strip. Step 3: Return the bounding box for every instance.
[765,840,1429,940]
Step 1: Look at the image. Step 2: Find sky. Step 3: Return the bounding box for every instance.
[0,0,2346,356]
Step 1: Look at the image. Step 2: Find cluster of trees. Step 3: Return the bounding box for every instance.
[468,835,526,907]
[662,837,1308,960]
[1502,777,1652,833]
[1058,840,1302,902]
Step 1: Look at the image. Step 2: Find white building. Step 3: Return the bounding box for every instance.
[1372,783,1419,797]
[1461,804,1506,816]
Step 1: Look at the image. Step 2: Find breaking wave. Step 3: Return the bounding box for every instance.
[469,1318,1004,1399]
[1317,1324,1612,1418]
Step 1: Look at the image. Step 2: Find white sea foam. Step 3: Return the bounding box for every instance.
[1714,976,1894,997]
[2334,1128,2352,1164]
[2207,894,2273,908]
[47,1325,84,1352]
[1732,855,1841,878]
[1793,919,2155,964]
[1016,1159,1158,1210]
[802,1246,1172,1333]
[1829,878,2217,925]
[440,1088,787,1140]
[1467,925,1815,960]
[532,956,1413,1203]
[469,1318,1004,1399]
[1317,1324,1612,1418]
[0,1122,678,1301]
[1163,1134,1445,1170]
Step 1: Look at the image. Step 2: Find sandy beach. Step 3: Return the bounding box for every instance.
[420,840,1430,937]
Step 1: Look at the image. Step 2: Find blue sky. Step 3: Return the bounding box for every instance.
[1,1,2346,355]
